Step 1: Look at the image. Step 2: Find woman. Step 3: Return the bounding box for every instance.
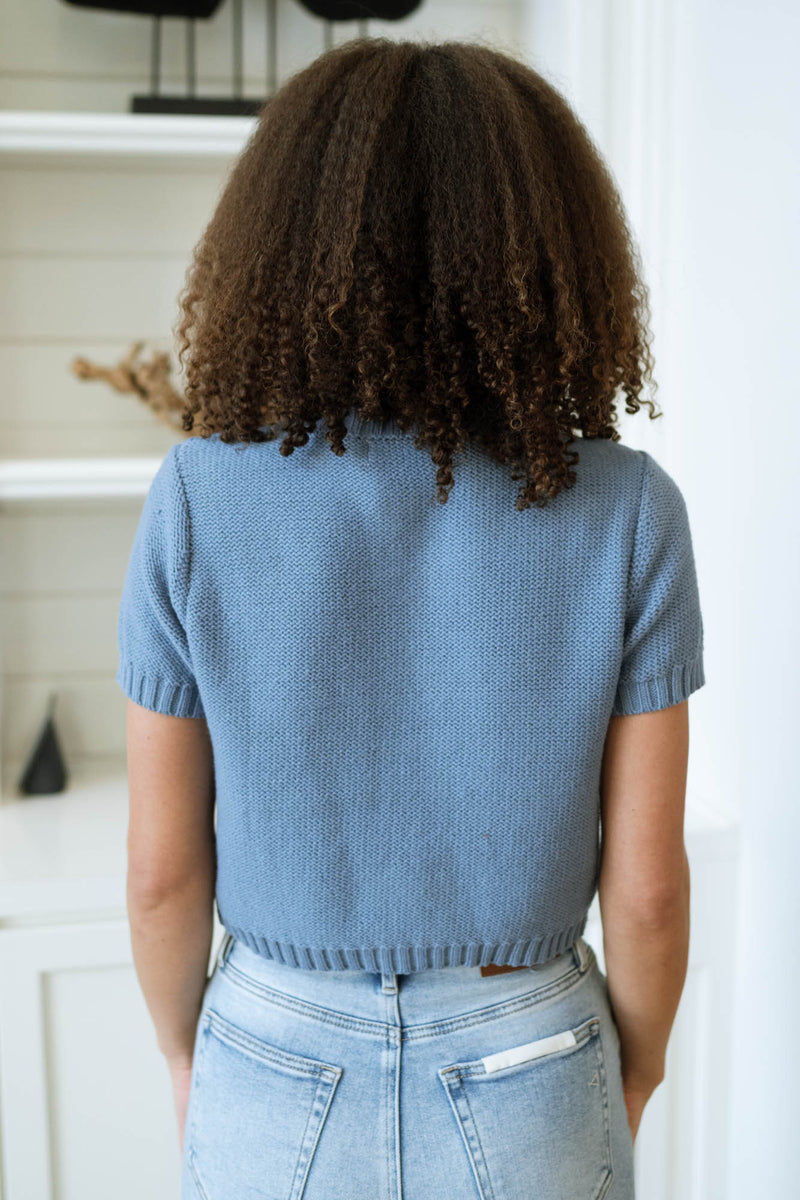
[118,37,705,1200]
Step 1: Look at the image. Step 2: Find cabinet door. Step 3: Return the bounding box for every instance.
[0,917,225,1200]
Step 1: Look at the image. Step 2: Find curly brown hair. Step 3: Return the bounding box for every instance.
[175,37,660,510]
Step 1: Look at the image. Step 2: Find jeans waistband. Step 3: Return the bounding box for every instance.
[213,933,595,1027]
[372,937,590,994]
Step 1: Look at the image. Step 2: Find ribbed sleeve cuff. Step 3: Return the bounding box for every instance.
[612,651,705,716]
[116,662,205,718]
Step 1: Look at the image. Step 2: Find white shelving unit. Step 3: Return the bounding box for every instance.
[0,110,243,787]
[0,107,240,1200]
[0,455,162,500]
[0,109,256,159]
[0,111,256,500]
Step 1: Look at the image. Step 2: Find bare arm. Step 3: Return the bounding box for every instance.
[598,699,692,1113]
[125,699,216,1065]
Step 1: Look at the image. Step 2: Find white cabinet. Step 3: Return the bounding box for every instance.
[0,920,187,1200]
[0,111,245,1200]
[0,762,228,1200]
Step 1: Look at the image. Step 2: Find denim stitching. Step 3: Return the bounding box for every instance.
[219,951,593,1043]
[205,1006,341,1079]
[186,1014,212,1200]
[188,1148,210,1200]
[593,1024,615,1198]
[438,1016,613,1199]
[450,1078,497,1200]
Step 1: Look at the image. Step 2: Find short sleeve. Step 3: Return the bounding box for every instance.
[612,450,706,715]
[116,443,205,718]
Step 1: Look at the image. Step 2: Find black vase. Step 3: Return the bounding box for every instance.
[18,694,69,796]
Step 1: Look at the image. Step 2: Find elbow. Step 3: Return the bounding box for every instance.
[127,857,216,911]
[633,892,690,929]
[633,866,691,927]
[601,855,691,928]
[127,873,185,912]
[127,873,176,910]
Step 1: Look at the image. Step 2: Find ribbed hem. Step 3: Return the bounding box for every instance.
[612,652,705,716]
[220,913,589,973]
[116,662,205,718]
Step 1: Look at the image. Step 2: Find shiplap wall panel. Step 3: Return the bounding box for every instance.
[4,595,119,676]
[3,678,127,765]
[1,500,184,764]
[0,340,181,458]
[1,258,194,341]
[0,164,226,256]
[1,509,139,594]
[1,556,134,763]
[0,157,233,456]
[0,247,207,452]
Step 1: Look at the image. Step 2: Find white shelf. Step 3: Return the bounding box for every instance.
[0,456,161,500]
[0,755,129,921]
[0,109,256,159]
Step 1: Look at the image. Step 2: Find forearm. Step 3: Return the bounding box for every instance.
[127,873,215,1064]
[600,866,691,1090]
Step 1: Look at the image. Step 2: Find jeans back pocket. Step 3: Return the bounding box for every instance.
[438,1014,613,1200]
[186,1007,342,1200]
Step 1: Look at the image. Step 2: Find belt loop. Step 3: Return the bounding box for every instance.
[381,970,399,994]
[219,930,234,967]
[572,936,589,974]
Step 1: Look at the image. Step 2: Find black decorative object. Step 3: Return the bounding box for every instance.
[63,1,222,15]
[60,0,273,116]
[60,0,425,116]
[18,693,69,797]
[296,0,420,19]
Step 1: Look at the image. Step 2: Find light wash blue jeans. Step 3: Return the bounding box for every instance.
[181,932,635,1199]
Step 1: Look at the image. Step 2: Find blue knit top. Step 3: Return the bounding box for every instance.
[116,410,706,972]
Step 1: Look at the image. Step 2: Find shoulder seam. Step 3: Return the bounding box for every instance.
[626,449,650,610]
[167,443,194,628]
[169,441,192,567]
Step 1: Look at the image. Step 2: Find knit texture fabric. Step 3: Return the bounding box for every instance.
[116,411,706,972]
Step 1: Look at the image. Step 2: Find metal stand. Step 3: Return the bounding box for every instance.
[131,0,274,116]
[129,0,372,116]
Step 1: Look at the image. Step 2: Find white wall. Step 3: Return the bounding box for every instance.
[669,4,800,1192]
[523,1,799,1194]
